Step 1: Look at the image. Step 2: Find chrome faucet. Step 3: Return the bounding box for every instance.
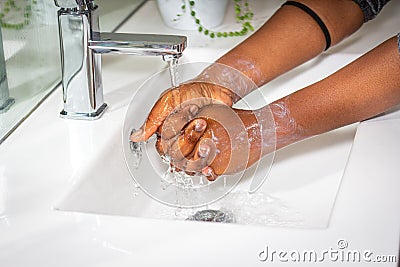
[0,26,14,114]
[54,0,187,120]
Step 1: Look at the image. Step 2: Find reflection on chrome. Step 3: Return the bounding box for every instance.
[0,26,14,114]
[54,0,187,120]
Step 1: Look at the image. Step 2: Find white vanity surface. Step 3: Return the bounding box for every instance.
[0,1,399,266]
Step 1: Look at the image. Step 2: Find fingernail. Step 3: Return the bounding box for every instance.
[198,144,210,158]
[195,120,206,132]
[202,167,217,181]
[130,129,143,142]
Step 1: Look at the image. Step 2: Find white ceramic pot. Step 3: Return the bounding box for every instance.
[157,0,229,30]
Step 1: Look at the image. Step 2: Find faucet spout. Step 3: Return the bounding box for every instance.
[55,2,187,120]
[89,33,186,57]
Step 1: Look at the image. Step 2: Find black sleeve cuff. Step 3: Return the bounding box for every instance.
[352,0,391,22]
[397,33,400,54]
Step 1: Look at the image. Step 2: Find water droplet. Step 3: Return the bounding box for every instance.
[132,182,140,197]
[129,129,143,169]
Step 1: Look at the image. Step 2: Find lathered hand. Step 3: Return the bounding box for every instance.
[130,82,236,142]
[156,104,272,181]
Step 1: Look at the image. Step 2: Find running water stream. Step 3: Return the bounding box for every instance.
[167,57,180,88]
[129,61,241,222]
[164,59,234,220]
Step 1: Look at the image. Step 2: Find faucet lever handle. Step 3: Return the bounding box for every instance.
[54,0,94,10]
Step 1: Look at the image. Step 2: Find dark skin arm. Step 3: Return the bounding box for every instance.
[165,36,400,180]
[279,36,400,144]
[217,0,364,87]
[131,0,364,142]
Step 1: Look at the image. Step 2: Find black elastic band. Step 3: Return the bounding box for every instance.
[282,1,331,50]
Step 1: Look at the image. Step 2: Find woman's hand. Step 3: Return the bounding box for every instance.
[130,82,236,142]
[156,104,271,181]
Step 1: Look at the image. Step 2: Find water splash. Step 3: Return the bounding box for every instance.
[209,191,304,227]
[160,154,206,190]
[129,134,143,169]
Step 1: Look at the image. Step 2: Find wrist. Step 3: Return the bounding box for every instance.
[196,63,258,103]
[267,97,306,150]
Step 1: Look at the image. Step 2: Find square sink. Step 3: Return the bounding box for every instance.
[55,122,356,229]
[55,50,359,229]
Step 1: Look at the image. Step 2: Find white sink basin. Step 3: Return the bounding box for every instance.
[55,47,358,229]
[2,2,400,265]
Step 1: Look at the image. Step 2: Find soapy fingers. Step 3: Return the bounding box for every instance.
[156,118,207,161]
[130,82,235,143]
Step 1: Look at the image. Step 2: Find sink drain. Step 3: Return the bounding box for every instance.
[186,209,235,223]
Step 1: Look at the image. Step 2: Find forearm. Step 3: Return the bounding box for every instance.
[270,36,400,150]
[216,0,364,89]
[159,36,399,177]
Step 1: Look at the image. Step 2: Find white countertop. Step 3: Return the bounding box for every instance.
[0,1,399,266]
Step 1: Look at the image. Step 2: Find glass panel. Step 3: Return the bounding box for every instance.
[98,0,146,32]
[0,0,60,143]
[0,0,146,144]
